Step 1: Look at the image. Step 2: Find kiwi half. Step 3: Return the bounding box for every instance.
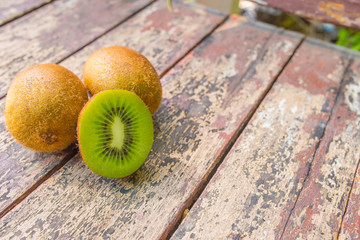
[77,89,154,178]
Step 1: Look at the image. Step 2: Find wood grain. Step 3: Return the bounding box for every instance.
[0,0,153,99]
[0,16,301,239]
[0,0,225,218]
[337,58,360,240]
[61,0,227,80]
[250,0,360,30]
[340,169,360,240]
[281,55,360,239]
[171,39,351,239]
[0,0,52,26]
[0,98,73,214]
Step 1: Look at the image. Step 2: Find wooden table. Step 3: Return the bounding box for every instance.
[0,1,359,239]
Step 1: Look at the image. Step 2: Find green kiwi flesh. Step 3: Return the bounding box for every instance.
[77,90,154,178]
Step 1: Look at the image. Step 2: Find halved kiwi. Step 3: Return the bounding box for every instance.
[77,90,154,178]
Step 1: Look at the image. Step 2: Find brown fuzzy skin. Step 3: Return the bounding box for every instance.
[4,64,89,152]
[83,46,162,114]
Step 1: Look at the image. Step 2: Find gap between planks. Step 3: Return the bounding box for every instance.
[0,0,55,27]
[0,146,78,219]
[0,8,229,220]
[279,58,354,239]
[336,60,360,238]
[162,33,307,240]
[0,1,157,216]
[159,15,230,79]
[53,0,157,68]
[0,0,156,100]
[338,155,360,238]
[0,0,156,218]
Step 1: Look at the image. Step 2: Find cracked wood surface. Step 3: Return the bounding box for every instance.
[341,168,360,239]
[0,0,153,99]
[0,0,225,217]
[0,16,301,239]
[0,0,52,25]
[61,0,226,80]
[172,39,351,240]
[0,98,72,214]
[249,0,360,30]
[282,54,360,239]
[337,57,360,240]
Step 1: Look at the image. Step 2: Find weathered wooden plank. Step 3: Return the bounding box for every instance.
[250,0,360,30]
[336,58,360,240]
[281,55,360,239]
[61,0,226,79]
[0,0,153,99]
[0,0,52,26]
[0,0,226,217]
[171,39,351,239]
[340,170,360,239]
[0,98,73,215]
[0,16,302,239]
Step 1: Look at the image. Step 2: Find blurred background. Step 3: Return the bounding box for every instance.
[190,0,360,51]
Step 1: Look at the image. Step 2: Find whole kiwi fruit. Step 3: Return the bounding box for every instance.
[5,63,88,152]
[83,46,162,114]
[77,89,154,178]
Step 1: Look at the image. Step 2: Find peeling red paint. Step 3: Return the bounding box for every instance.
[142,7,176,33]
[275,159,319,238]
[280,57,360,239]
[330,104,355,137]
[281,172,324,238]
[282,42,345,95]
[257,0,360,30]
[218,14,246,31]
[177,51,194,68]
[341,166,360,239]
[302,113,327,137]
[338,60,360,239]
[211,115,228,129]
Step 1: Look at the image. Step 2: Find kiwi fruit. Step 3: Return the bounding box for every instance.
[77,89,154,178]
[83,46,162,114]
[4,63,88,152]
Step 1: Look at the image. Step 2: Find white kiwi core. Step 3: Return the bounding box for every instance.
[110,116,125,149]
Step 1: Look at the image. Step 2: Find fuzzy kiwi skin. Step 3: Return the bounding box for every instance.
[83,46,162,114]
[4,63,89,152]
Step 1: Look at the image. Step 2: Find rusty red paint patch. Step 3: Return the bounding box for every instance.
[341,166,360,239]
[142,7,177,33]
[142,2,211,33]
[282,44,345,95]
[302,113,327,138]
[285,181,324,239]
[218,14,246,31]
[211,115,228,130]
[258,0,360,29]
[176,51,194,69]
[279,58,360,239]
